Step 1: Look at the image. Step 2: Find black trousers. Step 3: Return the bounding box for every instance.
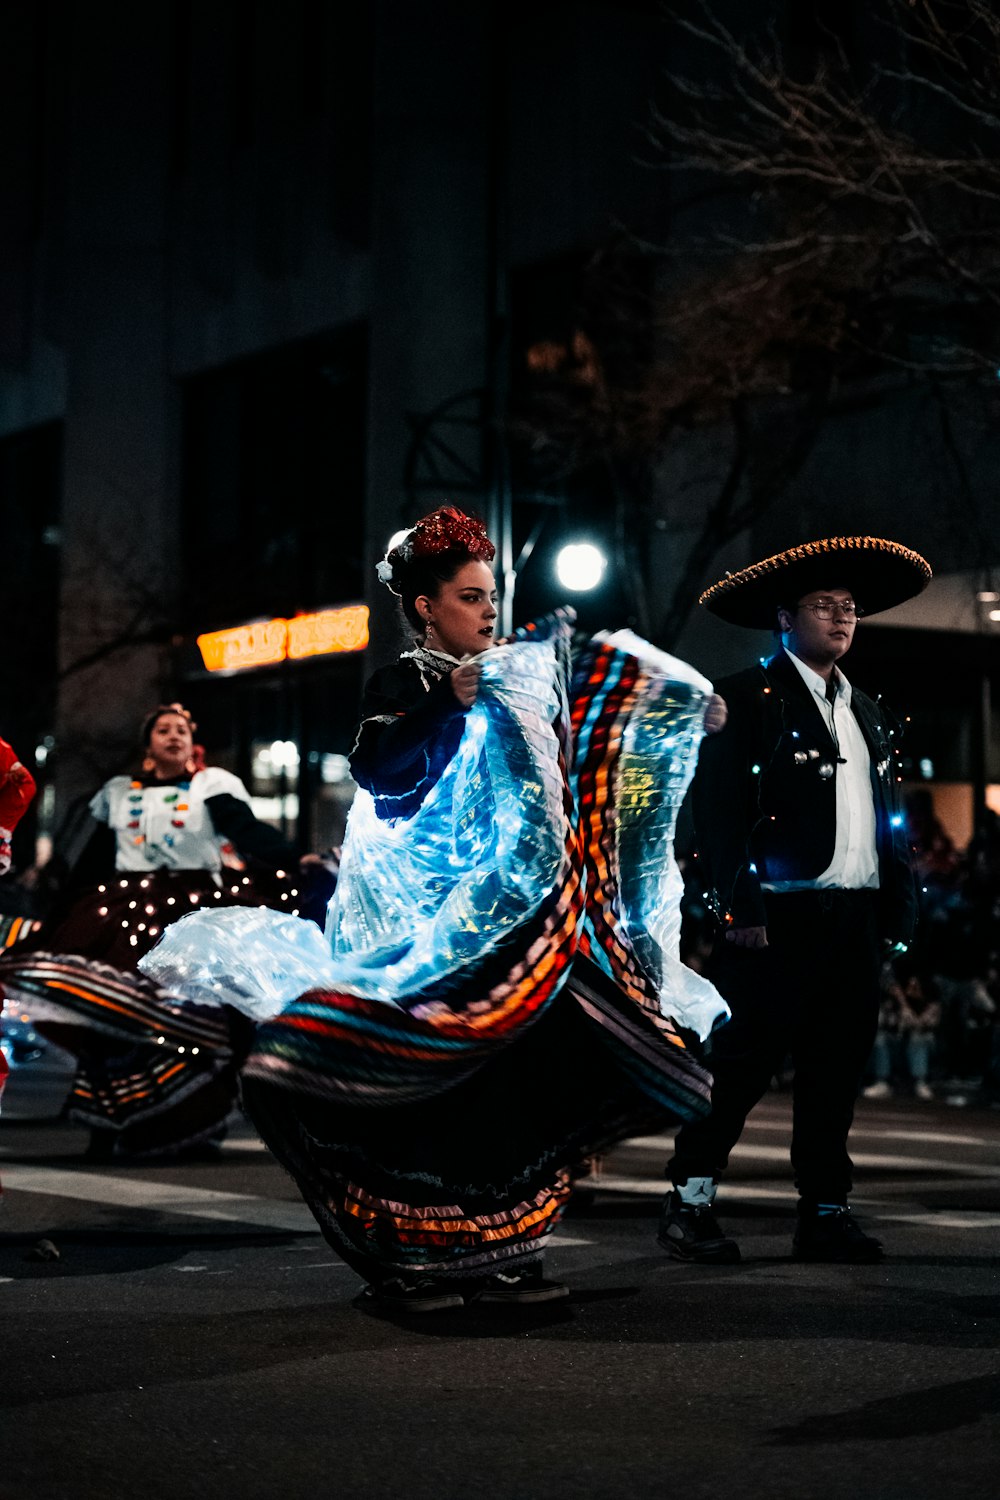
[669,890,882,1203]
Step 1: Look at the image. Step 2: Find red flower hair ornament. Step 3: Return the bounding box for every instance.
[377,506,495,594]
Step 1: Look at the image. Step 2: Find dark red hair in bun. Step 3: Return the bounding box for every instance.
[377,506,496,634]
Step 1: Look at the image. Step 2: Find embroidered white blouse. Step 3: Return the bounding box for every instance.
[90,767,253,873]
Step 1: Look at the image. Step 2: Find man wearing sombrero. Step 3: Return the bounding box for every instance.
[660,536,931,1265]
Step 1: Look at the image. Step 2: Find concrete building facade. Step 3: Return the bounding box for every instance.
[0,0,996,858]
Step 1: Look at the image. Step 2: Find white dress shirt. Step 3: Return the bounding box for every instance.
[762,650,879,892]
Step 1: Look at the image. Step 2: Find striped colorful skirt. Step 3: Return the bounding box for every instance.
[144,616,727,1278]
[0,868,295,1155]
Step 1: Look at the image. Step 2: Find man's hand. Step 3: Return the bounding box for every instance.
[450,663,481,708]
[725,925,768,949]
[703,694,728,735]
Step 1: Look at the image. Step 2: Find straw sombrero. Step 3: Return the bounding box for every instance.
[699,536,932,628]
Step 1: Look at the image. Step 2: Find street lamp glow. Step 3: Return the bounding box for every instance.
[556,542,607,592]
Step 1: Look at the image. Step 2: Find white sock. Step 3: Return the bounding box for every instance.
[676,1176,717,1208]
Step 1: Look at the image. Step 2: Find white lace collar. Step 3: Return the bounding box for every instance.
[399,644,463,684]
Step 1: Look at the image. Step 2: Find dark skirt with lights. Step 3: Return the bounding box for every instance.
[0,867,298,1156]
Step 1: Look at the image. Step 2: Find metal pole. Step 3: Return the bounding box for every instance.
[973,663,992,833]
[484,4,513,634]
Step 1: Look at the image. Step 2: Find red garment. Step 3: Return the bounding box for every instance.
[0,741,34,1163]
[0,999,8,1189]
[0,738,36,833]
[0,738,36,875]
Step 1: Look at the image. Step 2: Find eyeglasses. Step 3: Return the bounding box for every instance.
[796,599,865,620]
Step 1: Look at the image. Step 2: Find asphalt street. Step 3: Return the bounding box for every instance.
[1,1075,998,1500]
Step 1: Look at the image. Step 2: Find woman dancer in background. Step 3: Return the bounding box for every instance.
[0,705,299,1158]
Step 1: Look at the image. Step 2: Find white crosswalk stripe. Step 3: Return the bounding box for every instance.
[0,1163,317,1233]
[582,1175,1000,1230]
[0,1162,594,1247]
[1,1102,996,1242]
[740,1122,995,1149]
[616,1136,999,1177]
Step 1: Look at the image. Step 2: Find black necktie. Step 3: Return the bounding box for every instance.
[826,676,846,761]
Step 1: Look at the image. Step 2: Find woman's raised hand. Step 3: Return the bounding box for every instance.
[450,663,481,708]
[703,694,728,735]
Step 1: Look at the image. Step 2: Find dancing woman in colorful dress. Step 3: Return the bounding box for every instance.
[143,506,729,1309]
[0,705,299,1158]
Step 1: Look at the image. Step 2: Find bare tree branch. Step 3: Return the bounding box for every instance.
[512,0,1000,644]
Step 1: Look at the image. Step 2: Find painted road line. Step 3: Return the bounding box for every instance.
[739,1122,996,1149]
[855,1128,996,1148]
[622,1127,999,1153]
[869,1210,1000,1231]
[276,1261,351,1271]
[745,1122,997,1150]
[590,1177,1000,1232]
[736,1144,999,1174]
[851,1176,1000,1196]
[614,1139,999,1175]
[594,1173,994,1200]
[0,1164,318,1233]
[591,1175,795,1201]
[586,1175,682,1198]
[1,1164,592,1244]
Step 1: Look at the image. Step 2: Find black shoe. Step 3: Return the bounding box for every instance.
[364,1276,466,1313]
[468,1264,570,1306]
[657,1190,741,1264]
[793,1204,884,1264]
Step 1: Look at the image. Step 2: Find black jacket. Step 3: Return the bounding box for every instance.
[692,650,916,945]
[349,657,468,820]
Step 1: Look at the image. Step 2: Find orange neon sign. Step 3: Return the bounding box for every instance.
[197,605,369,673]
[197,619,288,673]
[287,605,369,659]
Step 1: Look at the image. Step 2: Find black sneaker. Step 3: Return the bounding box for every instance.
[364,1276,466,1313]
[468,1265,570,1305]
[657,1190,742,1264]
[793,1204,884,1264]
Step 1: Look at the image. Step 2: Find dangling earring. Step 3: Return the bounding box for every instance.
[142,755,156,773]
[424,618,436,641]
